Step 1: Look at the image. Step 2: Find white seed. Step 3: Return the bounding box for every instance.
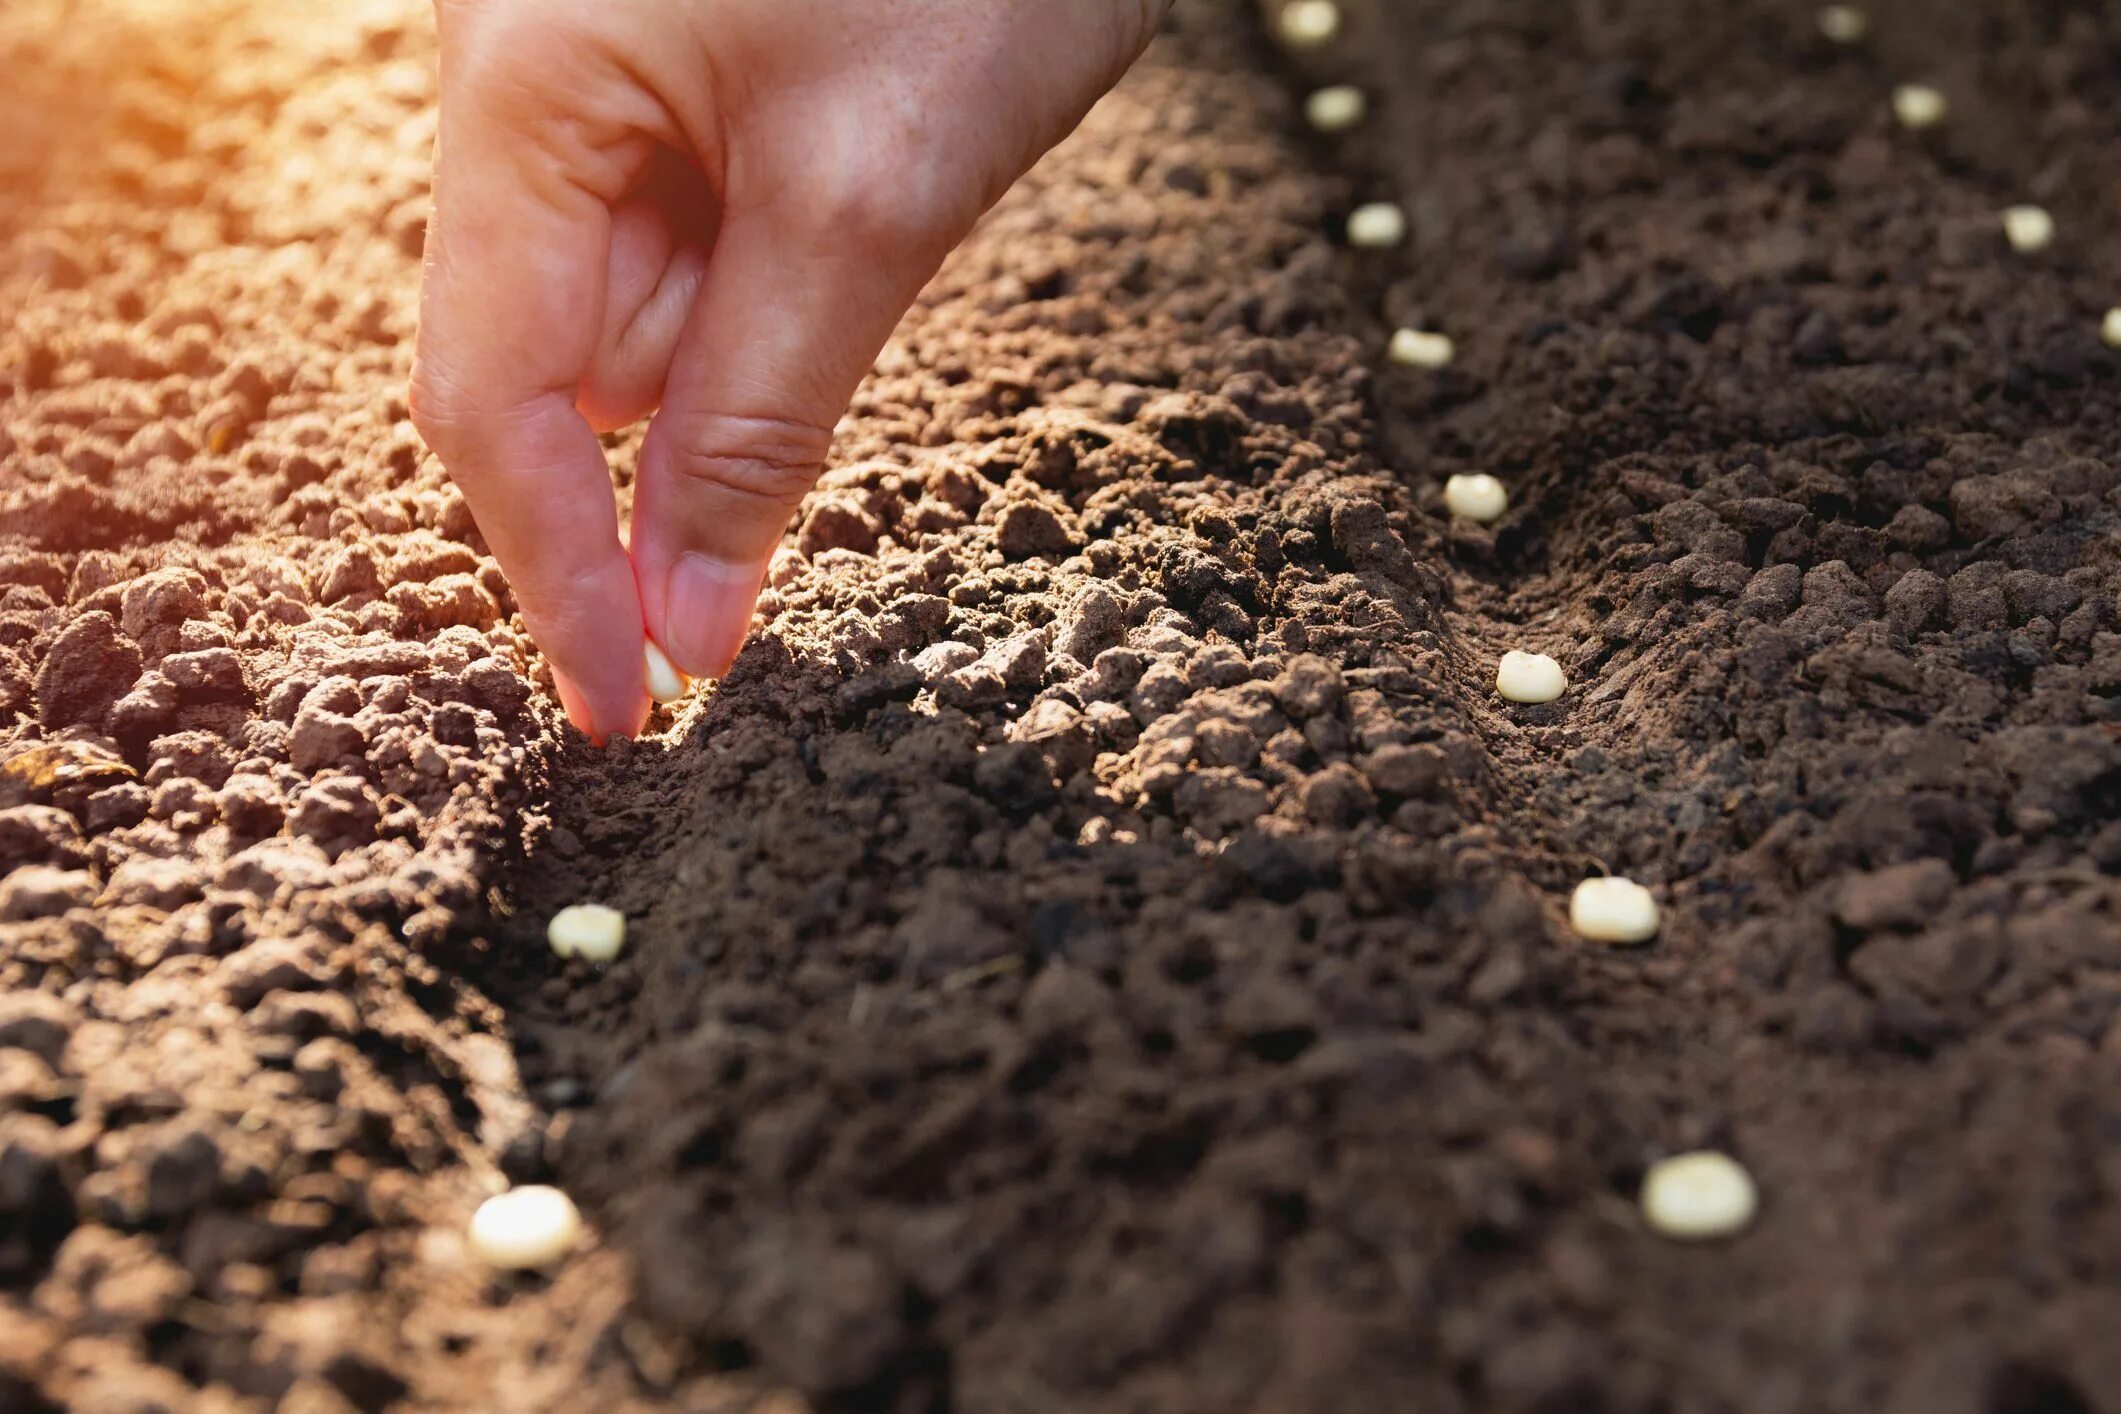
[1346,201,1406,249]
[2101,307,2121,348]
[1388,328,1455,369]
[1891,83,1946,130]
[1304,85,1366,133]
[468,1185,583,1269]
[1815,5,1868,43]
[1277,0,1340,48]
[643,640,690,704]
[1495,650,1566,704]
[548,903,626,963]
[1640,1151,1758,1241]
[1569,876,1661,944]
[1443,473,1509,524]
[2000,204,2055,254]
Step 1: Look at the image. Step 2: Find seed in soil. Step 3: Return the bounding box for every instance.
[2102,307,2121,347]
[1640,1152,1758,1241]
[2000,204,2054,254]
[548,903,627,963]
[1304,85,1365,132]
[1276,0,1340,48]
[1346,202,1406,248]
[1569,876,1661,944]
[468,1185,584,1269]
[1495,650,1566,703]
[1388,328,1454,369]
[1443,473,1508,523]
[1816,5,1868,42]
[644,641,689,704]
[1892,83,1946,129]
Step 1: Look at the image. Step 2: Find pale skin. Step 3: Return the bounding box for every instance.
[410,0,1171,742]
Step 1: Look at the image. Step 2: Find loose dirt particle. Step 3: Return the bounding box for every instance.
[1892,83,1946,128]
[1444,474,1508,524]
[1495,650,1566,703]
[1276,0,1339,48]
[468,1185,583,1269]
[1388,327,1454,368]
[643,642,688,705]
[1640,1152,1758,1241]
[2000,204,2054,253]
[1569,877,1661,944]
[1304,85,1365,132]
[1346,201,1407,248]
[548,903,626,962]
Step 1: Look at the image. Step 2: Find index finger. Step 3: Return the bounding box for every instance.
[409,37,648,742]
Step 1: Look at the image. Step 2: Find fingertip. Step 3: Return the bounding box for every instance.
[552,666,652,746]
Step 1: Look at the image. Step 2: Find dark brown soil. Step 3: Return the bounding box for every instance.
[3,0,2118,1411]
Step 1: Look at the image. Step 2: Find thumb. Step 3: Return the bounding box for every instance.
[630,205,954,680]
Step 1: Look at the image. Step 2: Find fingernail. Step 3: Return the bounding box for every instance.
[663,552,764,679]
[643,639,691,704]
[550,669,607,746]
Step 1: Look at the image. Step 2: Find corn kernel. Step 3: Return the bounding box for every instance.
[468,1185,582,1269]
[1640,1152,1758,1241]
[1816,5,1868,43]
[1277,0,1340,48]
[2101,307,2121,348]
[1495,650,1566,704]
[2001,204,2054,254]
[548,903,626,963]
[1892,83,1946,129]
[644,640,690,704]
[1346,202,1406,249]
[1569,876,1660,943]
[1304,85,1365,132]
[1443,473,1508,524]
[1388,328,1455,369]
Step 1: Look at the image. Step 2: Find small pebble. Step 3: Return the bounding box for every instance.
[468,1185,583,1269]
[1569,876,1660,944]
[1388,328,1455,369]
[1891,83,1946,129]
[1815,4,1868,43]
[2000,204,2054,254]
[2101,307,2121,348]
[1495,650,1566,704]
[643,641,690,704]
[1277,0,1340,48]
[1304,85,1366,133]
[1640,1151,1758,1241]
[1443,473,1508,524]
[1346,201,1406,249]
[548,903,627,963]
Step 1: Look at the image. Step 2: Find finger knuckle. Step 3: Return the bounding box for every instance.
[660,413,831,506]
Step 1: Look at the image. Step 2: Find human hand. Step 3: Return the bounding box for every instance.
[409,0,1168,741]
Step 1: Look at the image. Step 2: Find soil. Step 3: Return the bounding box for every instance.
[2,0,2118,1411]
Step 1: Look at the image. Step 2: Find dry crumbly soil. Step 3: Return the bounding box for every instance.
[2,1,2118,1411]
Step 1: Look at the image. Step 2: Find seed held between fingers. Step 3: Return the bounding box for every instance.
[644,640,690,704]
[548,903,627,963]
[1495,650,1566,704]
[469,1185,583,1269]
[1346,202,1406,249]
[1569,876,1660,943]
[1277,0,1340,48]
[1443,473,1508,524]
[1640,1152,1758,1241]
[2000,204,2054,254]
[1304,85,1365,132]
[1388,328,1455,369]
[1892,83,1946,129]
